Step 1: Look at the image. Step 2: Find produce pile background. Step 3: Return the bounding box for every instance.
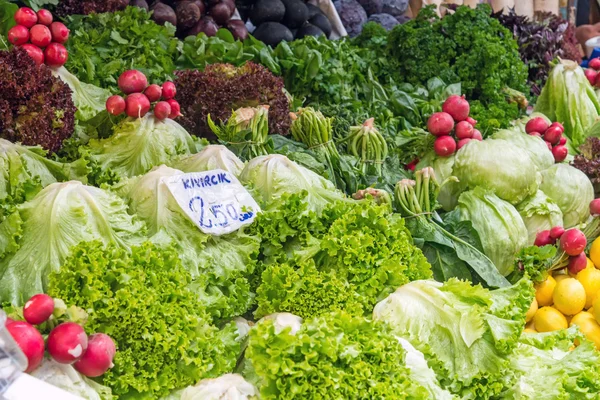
[2,1,600,399]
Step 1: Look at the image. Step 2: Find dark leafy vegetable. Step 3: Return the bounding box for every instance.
[572,136,600,196]
[55,0,128,17]
[0,47,75,153]
[64,6,178,92]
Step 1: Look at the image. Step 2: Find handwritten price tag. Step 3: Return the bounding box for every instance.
[162,169,260,236]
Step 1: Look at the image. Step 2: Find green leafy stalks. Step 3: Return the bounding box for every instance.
[394,167,509,287]
[345,118,388,176]
[48,241,240,399]
[207,106,273,160]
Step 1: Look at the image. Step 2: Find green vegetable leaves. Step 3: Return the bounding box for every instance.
[0,0,17,50]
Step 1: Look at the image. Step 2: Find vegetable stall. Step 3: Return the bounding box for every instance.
[0,0,600,399]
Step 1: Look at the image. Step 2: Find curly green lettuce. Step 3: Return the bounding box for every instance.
[48,241,240,399]
[243,311,429,399]
[251,192,432,319]
[373,278,534,399]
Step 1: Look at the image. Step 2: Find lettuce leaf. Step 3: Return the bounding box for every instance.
[373,278,534,399]
[516,190,563,245]
[170,145,245,177]
[243,311,429,399]
[48,241,240,399]
[0,181,145,304]
[83,114,198,185]
[53,67,111,123]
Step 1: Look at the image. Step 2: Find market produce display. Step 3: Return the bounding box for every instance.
[3,1,600,399]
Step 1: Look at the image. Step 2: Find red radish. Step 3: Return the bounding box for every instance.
[144,84,162,102]
[590,199,600,216]
[6,317,14,325]
[36,9,53,26]
[161,81,177,100]
[14,7,38,28]
[559,136,567,146]
[47,322,88,364]
[21,44,44,66]
[30,24,52,48]
[465,117,477,127]
[545,141,553,151]
[50,22,69,44]
[528,131,542,138]
[595,74,600,88]
[550,226,565,239]
[457,138,472,149]
[585,69,598,85]
[44,43,68,68]
[552,145,568,162]
[544,126,562,145]
[427,112,454,136]
[471,129,483,141]
[118,70,148,95]
[153,101,171,120]
[455,121,474,139]
[166,99,181,118]
[534,230,555,247]
[23,294,54,325]
[125,93,151,118]
[405,159,418,171]
[549,122,564,133]
[560,229,587,256]
[590,58,600,70]
[7,25,29,45]
[442,95,470,121]
[433,135,456,157]
[106,95,126,116]
[74,333,116,378]
[6,321,44,373]
[525,117,549,134]
[568,252,588,274]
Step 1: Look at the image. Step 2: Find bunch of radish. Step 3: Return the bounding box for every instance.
[524,117,567,163]
[584,57,600,87]
[426,95,482,157]
[535,227,587,274]
[7,7,69,68]
[106,70,181,121]
[4,293,116,378]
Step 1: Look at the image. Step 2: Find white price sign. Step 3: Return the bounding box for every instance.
[162,169,260,236]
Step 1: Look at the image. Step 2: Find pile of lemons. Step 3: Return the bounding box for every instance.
[527,237,600,348]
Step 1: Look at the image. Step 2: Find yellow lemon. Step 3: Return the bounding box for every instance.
[570,311,595,327]
[588,257,596,270]
[533,306,568,332]
[555,274,570,283]
[593,296,600,323]
[590,307,595,315]
[524,328,537,333]
[590,238,600,268]
[553,278,586,315]
[525,298,538,323]
[535,275,556,307]
[576,267,600,308]
[571,316,600,349]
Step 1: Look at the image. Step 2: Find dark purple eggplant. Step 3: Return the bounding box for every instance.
[209,2,234,25]
[226,19,248,40]
[176,1,201,30]
[186,15,219,37]
[151,2,177,26]
[131,0,150,10]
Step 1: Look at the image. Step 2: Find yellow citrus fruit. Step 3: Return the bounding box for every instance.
[534,306,568,332]
[535,275,556,307]
[576,267,600,308]
[588,257,596,270]
[555,274,570,283]
[570,311,595,327]
[525,298,538,323]
[572,316,600,349]
[593,296,600,323]
[524,328,537,333]
[553,278,586,315]
[590,307,595,315]
[590,238,600,268]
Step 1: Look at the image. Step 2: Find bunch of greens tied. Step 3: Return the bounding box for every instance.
[345,118,388,176]
[207,106,273,160]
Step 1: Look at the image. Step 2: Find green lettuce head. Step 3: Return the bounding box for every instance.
[455,188,528,276]
[516,190,563,245]
[83,114,198,185]
[539,164,594,228]
[0,181,145,304]
[171,144,245,177]
[453,139,539,205]
[491,127,554,172]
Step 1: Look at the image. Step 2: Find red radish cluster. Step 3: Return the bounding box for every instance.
[585,57,600,86]
[534,226,587,274]
[524,118,568,163]
[8,7,69,68]
[4,293,116,378]
[426,95,482,157]
[106,70,181,121]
